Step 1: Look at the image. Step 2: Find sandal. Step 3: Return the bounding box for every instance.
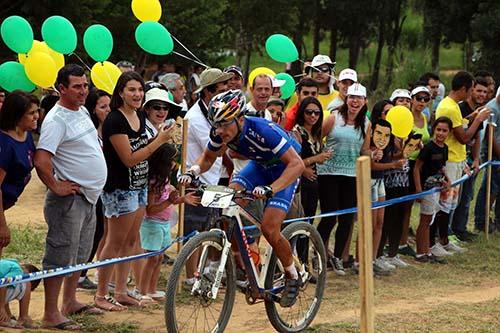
[113,292,140,307]
[94,294,127,312]
[138,295,158,307]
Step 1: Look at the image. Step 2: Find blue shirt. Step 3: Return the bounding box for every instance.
[0,131,35,209]
[0,259,23,279]
[208,117,301,166]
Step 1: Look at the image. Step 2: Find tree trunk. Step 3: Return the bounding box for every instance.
[291,7,307,78]
[313,0,321,55]
[370,19,385,91]
[431,35,440,72]
[348,35,361,69]
[329,26,338,62]
[384,1,406,90]
[243,37,252,83]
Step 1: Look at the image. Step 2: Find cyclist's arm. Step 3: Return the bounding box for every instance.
[195,147,221,174]
[269,147,305,193]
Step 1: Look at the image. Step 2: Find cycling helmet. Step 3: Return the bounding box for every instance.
[208,90,246,126]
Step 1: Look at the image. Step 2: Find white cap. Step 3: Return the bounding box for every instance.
[271,76,286,88]
[144,88,182,107]
[347,83,367,97]
[390,88,411,102]
[306,54,336,71]
[338,68,358,82]
[411,86,431,97]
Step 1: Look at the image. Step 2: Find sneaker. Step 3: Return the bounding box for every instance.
[398,244,416,258]
[384,255,409,268]
[372,261,391,276]
[329,257,346,276]
[378,257,396,270]
[448,235,465,247]
[352,262,359,275]
[77,276,97,290]
[183,278,196,291]
[456,230,478,242]
[443,241,466,253]
[375,257,395,271]
[430,243,452,257]
[279,278,300,307]
[342,255,355,269]
[427,253,447,264]
[414,254,429,263]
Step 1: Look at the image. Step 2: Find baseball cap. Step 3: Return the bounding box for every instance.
[338,68,358,82]
[271,77,286,88]
[390,89,411,102]
[223,65,244,79]
[144,81,167,93]
[347,83,367,97]
[144,88,182,107]
[410,86,431,97]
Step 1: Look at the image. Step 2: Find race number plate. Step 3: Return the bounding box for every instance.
[201,186,235,208]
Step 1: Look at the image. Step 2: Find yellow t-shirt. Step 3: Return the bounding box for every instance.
[435,96,466,162]
[285,88,339,121]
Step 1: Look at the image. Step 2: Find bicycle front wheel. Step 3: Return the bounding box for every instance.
[264,222,327,332]
[165,231,236,333]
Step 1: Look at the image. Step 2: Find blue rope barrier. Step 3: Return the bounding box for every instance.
[1,160,498,288]
[0,231,198,288]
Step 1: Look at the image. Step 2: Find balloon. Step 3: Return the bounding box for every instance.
[265,34,298,63]
[19,41,64,71]
[386,105,414,138]
[1,16,33,54]
[84,25,113,62]
[41,16,77,54]
[248,67,276,88]
[135,22,174,55]
[132,0,162,22]
[24,52,57,88]
[91,61,122,95]
[0,62,36,92]
[275,73,295,99]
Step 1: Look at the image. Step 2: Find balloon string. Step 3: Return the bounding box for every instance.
[172,51,209,69]
[170,34,207,67]
[298,59,336,80]
[70,52,92,72]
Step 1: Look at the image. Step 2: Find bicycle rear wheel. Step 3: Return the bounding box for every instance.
[264,222,327,332]
[165,231,236,333]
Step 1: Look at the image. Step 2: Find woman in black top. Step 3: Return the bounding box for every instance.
[96,72,173,311]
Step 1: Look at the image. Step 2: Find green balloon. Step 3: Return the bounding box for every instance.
[275,73,295,99]
[135,22,174,56]
[265,34,298,63]
[1,16,34,54]
[0,62,36,92]
[41,16,77,54]
[84,25,113,62]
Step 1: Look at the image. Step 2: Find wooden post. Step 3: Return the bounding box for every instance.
[356,156,374,333]
[177,119,189,252]
[485,122,494,240]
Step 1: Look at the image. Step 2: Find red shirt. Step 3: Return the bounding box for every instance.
[284,103,299,131]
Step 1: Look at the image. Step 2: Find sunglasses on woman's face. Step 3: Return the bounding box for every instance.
[304,109,321,116]
[151,104,169,112]
[415,96,430,103]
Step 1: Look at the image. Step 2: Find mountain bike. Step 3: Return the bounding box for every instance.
[164,182,326,332]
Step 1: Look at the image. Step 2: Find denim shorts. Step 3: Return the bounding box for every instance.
[371,178,386,201]
[101,188,148,218]
[420,191,441,216]
[140,218,172,252]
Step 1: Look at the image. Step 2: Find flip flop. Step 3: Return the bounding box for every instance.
[68,305,104,316]
[94,295,127,312]
[44,320,82,331]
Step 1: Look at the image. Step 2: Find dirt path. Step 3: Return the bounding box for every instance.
[3,174,500,332]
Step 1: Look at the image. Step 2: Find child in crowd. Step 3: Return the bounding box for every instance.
[0,259,40,328]
[413,117,453,263]
[138,144,199,301]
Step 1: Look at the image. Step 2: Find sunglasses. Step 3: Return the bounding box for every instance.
[415,96,430,103]
[304,109,321,116]
[312,67,331,73]
[151,104,169,112]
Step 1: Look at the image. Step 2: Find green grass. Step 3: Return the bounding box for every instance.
[3,225,46,264]
[72,315,139,333]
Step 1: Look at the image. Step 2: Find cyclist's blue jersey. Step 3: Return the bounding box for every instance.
[207,116,301,165]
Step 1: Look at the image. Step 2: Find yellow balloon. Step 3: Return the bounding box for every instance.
[91,61,122,95]
[386,105,414,138]
[24,52,57,88]
[131,0,162,22]
[18,41,65,70]
[248,67,276,88]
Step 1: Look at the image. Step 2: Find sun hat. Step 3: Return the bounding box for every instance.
[194,68,234,94]
[144,88,182,108]
[390,88,411,102]
[305,55,336,72]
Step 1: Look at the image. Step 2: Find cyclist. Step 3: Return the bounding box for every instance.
[178,90,305,307]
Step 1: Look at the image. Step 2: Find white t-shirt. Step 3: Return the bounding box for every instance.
[184,100,222,185]
[37,104,107,204]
